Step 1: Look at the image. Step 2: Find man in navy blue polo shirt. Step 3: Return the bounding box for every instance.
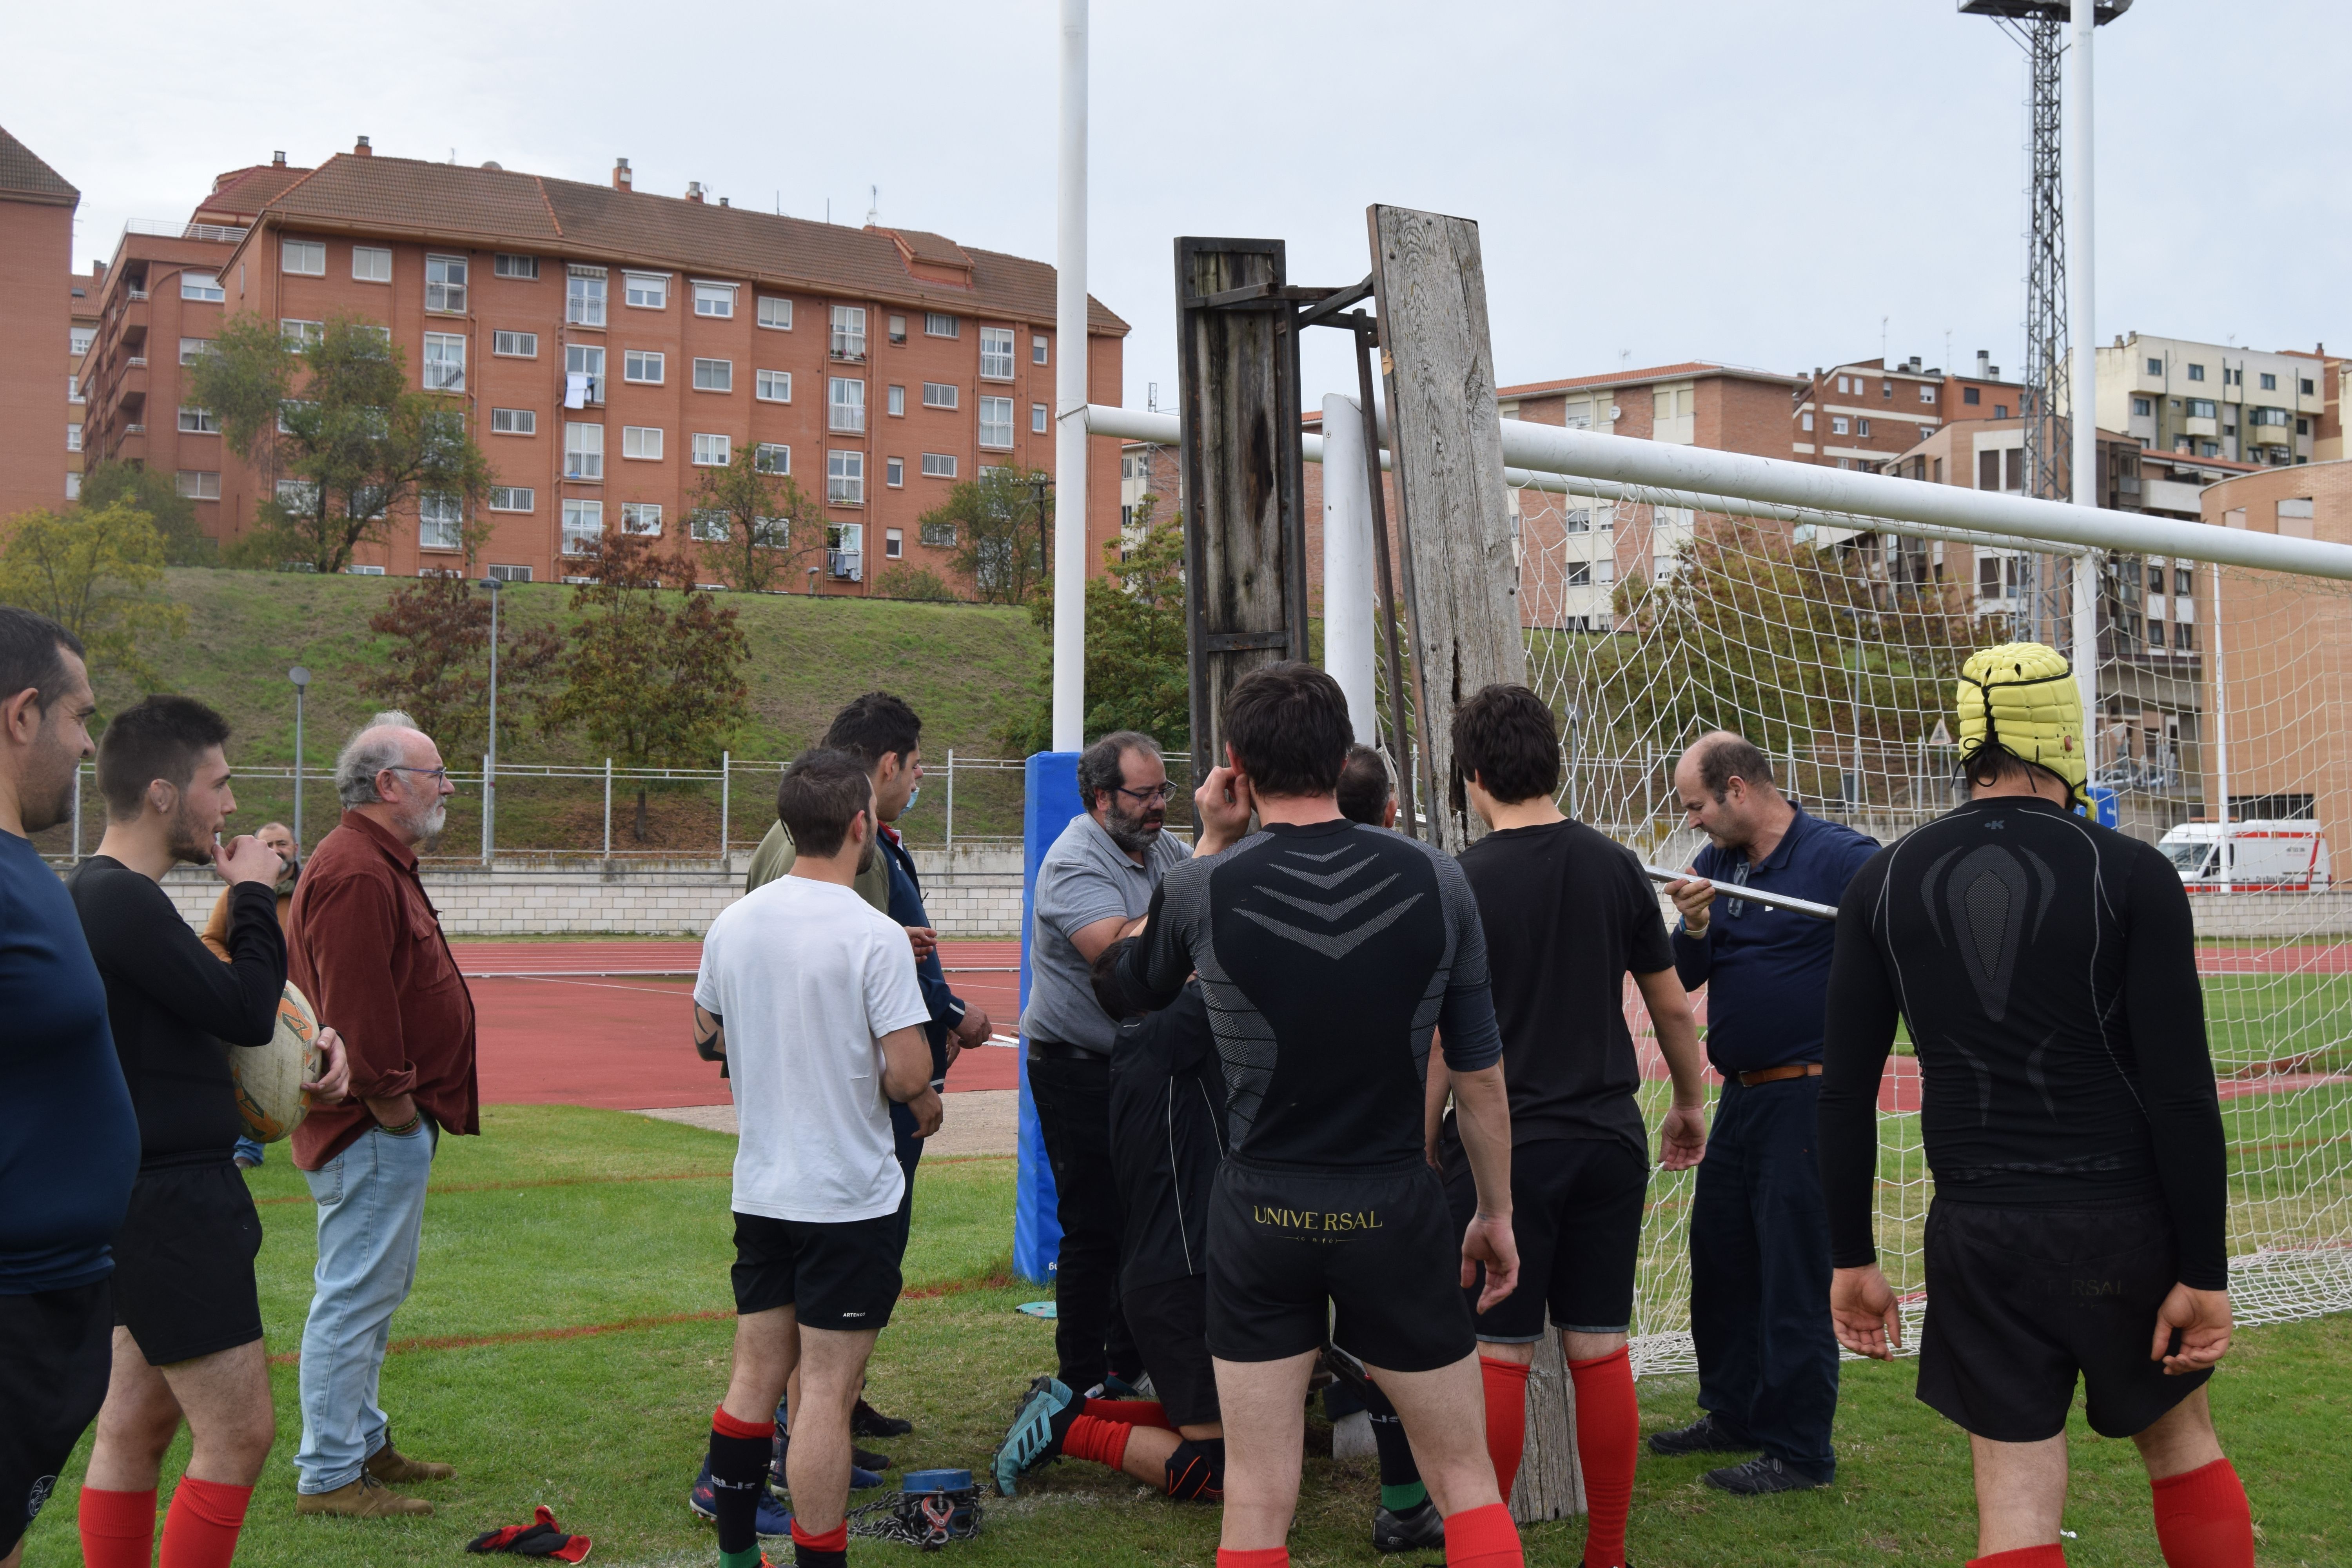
[1652,731,1877,1496]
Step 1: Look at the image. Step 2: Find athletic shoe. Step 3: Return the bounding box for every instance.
[853,1444,893,1472]
[1647,1412,1757,1458]
[851,1397,913,1438]
[1084,1372,1153,1401]
[992,1375,1074,1497]
[1371,1499,1446,1553]
[1702,1454,1831,1495]
[690,1458,795,1535]
[764,1442,886,1494]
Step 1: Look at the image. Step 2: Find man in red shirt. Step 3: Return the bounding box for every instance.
[285,711,478,1518]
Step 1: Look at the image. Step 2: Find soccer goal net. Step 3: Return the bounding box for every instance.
[1370,455,2352,1377]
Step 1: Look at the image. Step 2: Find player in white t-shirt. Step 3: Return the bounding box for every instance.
[691,749,939,1568]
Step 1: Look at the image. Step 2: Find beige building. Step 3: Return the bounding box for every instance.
[2095,332,2331,467]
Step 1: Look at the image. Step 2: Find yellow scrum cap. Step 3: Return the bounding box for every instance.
[1955,641,2088,805]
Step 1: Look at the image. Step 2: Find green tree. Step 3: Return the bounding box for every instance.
[938,463,1053,605]
[1000,498,1190,754]
[685,445,820,593]
[360,575,564,765]
[540,531,751,843]
[0,501,186,685]
[189,312,492,574]
[78,459,212,565]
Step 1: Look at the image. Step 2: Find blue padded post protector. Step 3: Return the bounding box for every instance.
[1015,751,1083,1282]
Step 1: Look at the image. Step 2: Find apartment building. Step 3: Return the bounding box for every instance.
[0,124,78,517]
[83,141,1127,590]
[2094,332,2328,466]
[1791,352,2024,472]
[68,265,100,500]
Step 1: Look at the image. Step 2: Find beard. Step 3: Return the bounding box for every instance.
[1103,799,1165,855]
[167,799,218,867]
[856,832,880,875]
[400,799,448,846]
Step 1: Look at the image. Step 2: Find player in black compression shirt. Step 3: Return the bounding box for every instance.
[1819,642,2251,1568]
[1116,663,1526,1568]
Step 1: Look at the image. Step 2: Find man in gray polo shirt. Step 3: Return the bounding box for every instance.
[1025,730,1190,1394]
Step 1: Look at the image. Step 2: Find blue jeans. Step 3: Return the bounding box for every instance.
[1689,1074,1839,1476]
[294,1123,436,1493]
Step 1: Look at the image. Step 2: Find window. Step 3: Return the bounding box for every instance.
[178,405,219,434]
[691,432,730,466]
[490,407,536,435]
[281,318,324,348]
[488,486,534,512]
[425,254,468,313]
[828,449,864,503]
[921,521,957,548]
[693,281,735,318]
[757,296,792,330]
[1918,425,1936,444]
[419,492,464,550]
[422,332,466,391]
[2187,363,2206,381]
[921,382,958,409]
[63,472,80,501]
[2146,356,2163,376]
[979,327,1015,380]
[176,470,221,499]
[275,479,318,512]
[1830,416,1849,435]
[693,358,733,393]
[1963,386,1981,406]
[921,453,957,479]
[621,502,663,535]
[1918,383,1934,404]
[2201,440,2220,457]
[2300,377,2317,397]
[283,238,325,275]
[566,343,605,403]
[350,246,392,283]
[2189,399,2218,419]
[688,509,729,543]
[826,523,862,578]
[1800,412,1813,431]
[182,272,223,302]
[567,268,607,326]
[885,456,904,487]
[494,253,539,280]
[1033,334,1049,366]
[2298,417,2311,436]
[1994,404,2009,420]
[1882,381,1893,400]
[924,312,960,338]
[561,498,603,553]
[1033,402,1049,434]
[69,325,94,356]
[622,425,664,461]
[887,384,905,417]
[887,315,907,345]
[1857,418,1871,437]
[831,305,866,358]
[565,422,603,479]
[2260,372,2278,391]
[2176,566,2194,596]
[66,423,81,452]
[884,528,903,559]
[622,349,664,385]
[829,377,865,432]
[1836,376,1849,394]
[754,443,790,474]
[492,330,537,358]
[1566,562,1592,587]
[488,563,532,582]
[755,369,791,402]
[2132,396,2153,416]
[621,272,667,310]
[165,337,201,368]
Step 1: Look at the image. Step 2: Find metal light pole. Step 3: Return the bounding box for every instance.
[477,577,501,864]
[288,666,310,847]
[1051,0,1089,751]
[1029,474,1055,607]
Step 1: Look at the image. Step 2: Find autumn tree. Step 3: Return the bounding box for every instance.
[189,312,492,574]
[0,501,186,685]
[1000,498,1190,754]
[78,459,212,565]
[540,532,751,843]
[359,575,564,765]
[938,463,1053,605]
[686,443,821,593]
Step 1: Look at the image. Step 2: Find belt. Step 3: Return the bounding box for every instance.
[1026,1038,1105,1064]
[1736,1062,1823,1087]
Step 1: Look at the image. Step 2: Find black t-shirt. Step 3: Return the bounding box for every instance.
[1107,983,1225,1293]
[69,859,286,1168]
[1445,818,1674,1167]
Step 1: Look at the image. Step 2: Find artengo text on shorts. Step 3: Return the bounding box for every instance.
[1250,1206,1385,1232]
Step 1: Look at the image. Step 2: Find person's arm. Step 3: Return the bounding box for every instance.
[1190,762,1254,858]
[879,1023,942,1135]
[299,873,417,1123]
[1115,876,1194,1013]
[1423,1052,1451,1170]
[867,920,944,1133]
[1633,968,1708,1169]
[1664,863,1717,990]
[1449,1062,1518,1312]
[1817,862,1903,1359]
[93,864,284,1048]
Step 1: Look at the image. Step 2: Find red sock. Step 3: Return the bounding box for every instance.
[789,1519,849,1552]
[1966,1547,2067,1568]
[711,1402,775,1441]
[158,1476,254,1568]
[1216,1550,1289,1568]
[1569,1346,1639,1568]
[1086,1399,1171,1428]
[1443,1499,1524,1568]
[1479,1356,1533,1499]
[2151,1458,2254,1568]
[1063,1414,1133,1471]
[78,1485,156,1568]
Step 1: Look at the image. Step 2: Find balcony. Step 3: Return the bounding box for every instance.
[827,549,863,581]
[123,218,250,245]
[127,288,150,302]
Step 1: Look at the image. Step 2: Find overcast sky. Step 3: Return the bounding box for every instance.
[12,1,2345,408]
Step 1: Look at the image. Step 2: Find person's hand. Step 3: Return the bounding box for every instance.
[1658,1101,1708,1170]
[1461,1212,1520,1314]
[1662,871,1716,936]
[366,1092,418,1133]
[905,926,938,962]
[306,1027,352,1104]
[955,1005,993,1046]
[1193,763,1255,856]
[906,1086,944,1139]
[216,834,283,888]
[2150,1283,2232,1375]
[1831,1264,1902,1359]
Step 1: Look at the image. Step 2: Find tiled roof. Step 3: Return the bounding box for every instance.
[884,228,973,268]
[0,124,77,206]
[249,154,1127,332]
[1497,360,1800,398]
[196,162,315,222]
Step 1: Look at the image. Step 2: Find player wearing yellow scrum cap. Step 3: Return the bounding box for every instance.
[1954,641,2090,808]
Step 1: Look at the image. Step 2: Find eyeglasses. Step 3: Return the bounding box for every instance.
[383,765,450,783]
[1114,782,1177,805]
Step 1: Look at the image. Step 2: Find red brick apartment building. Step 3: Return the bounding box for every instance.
[1792,351,2024,470]
[79,140,1129,590]
[0,125,79,518]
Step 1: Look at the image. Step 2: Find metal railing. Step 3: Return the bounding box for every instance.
[123,218,250,244]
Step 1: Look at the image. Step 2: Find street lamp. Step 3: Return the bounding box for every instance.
[1028,474,1054,593]
[477,576,502,864]
[288,666,310,848]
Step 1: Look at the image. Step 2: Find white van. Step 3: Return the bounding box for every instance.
[2158,820,2332,892]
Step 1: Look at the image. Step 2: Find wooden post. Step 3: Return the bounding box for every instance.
[1173,236,1311,770]
[1508,1322,1588,1523]
[1365,203,1524,853]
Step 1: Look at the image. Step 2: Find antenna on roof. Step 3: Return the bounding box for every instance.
[866,184,879,226]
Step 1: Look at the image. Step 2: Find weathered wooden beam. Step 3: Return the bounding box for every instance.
[1366,203,1525,852]
[1508,1325,1588,1524]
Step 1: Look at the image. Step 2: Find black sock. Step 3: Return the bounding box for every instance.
[1361,1381,1428,1513]
[1043,1392,1089,1458]
[708,1425,772,1557]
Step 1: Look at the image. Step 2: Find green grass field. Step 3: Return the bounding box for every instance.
[19,1106,2348,1568]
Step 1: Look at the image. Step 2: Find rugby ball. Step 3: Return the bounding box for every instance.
[229,981,324,1143]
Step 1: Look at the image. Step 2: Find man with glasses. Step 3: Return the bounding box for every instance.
[284,712,477,1518]
[1022,731,1188,1397]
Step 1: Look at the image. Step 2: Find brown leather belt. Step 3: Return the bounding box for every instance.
[1737,1062,1824,1087]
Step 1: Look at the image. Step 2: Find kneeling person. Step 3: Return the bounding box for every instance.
[693,751,941,1568]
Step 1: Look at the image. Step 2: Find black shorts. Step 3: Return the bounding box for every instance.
[1918,1199,2210,1442]
[1122,1275,1220,1427]
[1206,1156,1474,1374]
[1447,1136,1648,1340]
[0,1280,113,1555]
[731,1212,902,1333]
[114,1159,265,1366]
